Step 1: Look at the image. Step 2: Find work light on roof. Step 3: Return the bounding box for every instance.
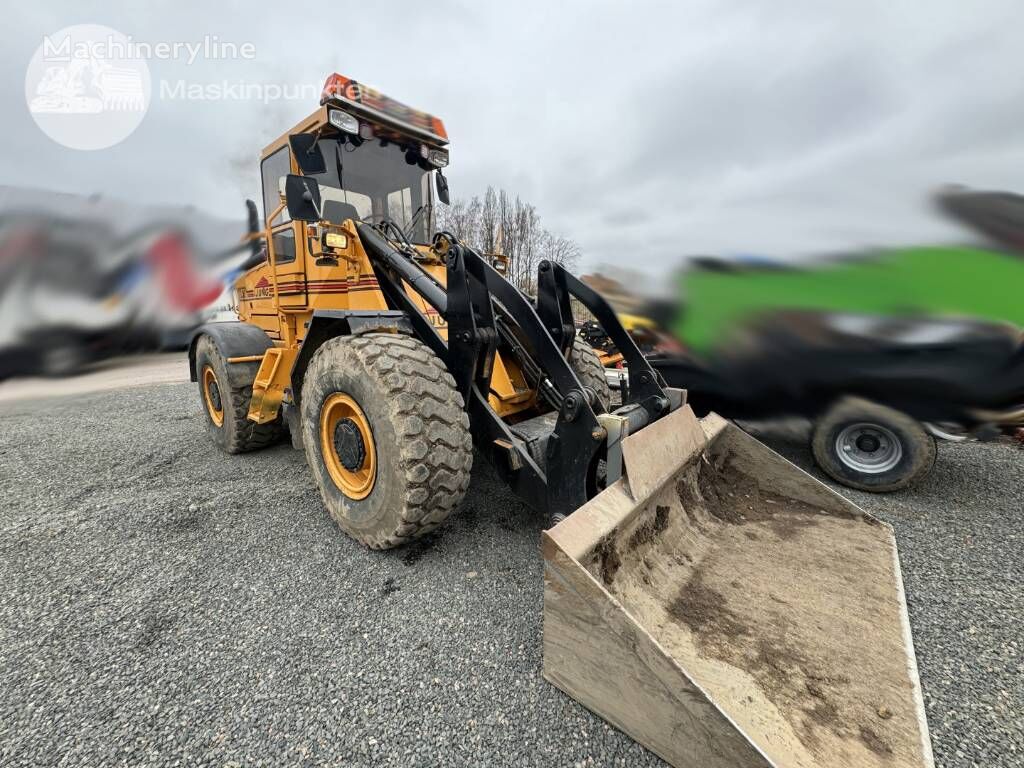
[328,109,359,135]
[320,72,449,144]
[419,145,449,168]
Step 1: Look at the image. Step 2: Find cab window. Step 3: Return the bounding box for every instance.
[272,229,296,264]
[260,147,292,226]
[260,147,295,263]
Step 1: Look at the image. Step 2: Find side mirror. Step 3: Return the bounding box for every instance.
[436,169,450,206]
[289,134,326,174]
[284,174,322,223]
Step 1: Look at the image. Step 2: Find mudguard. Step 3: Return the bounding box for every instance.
[289,310,412,408]
[188,322,275,387]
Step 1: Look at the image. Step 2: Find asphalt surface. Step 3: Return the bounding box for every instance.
[0,382,1021,767]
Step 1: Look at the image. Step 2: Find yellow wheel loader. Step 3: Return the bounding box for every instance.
[189,73,934,767]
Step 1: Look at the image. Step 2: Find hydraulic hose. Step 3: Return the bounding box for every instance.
[355,222,448,313]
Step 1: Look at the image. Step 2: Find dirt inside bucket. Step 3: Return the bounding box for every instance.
[587,453,927,768]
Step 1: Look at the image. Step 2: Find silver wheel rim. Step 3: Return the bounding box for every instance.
[835,422,903,474]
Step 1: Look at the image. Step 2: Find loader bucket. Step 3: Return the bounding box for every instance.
[542,406,933,768]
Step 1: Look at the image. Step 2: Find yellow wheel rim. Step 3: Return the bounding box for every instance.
[320,393,377,500]
[202,365,225,427]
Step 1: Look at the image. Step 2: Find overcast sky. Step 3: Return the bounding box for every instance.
[6,1,1024,273]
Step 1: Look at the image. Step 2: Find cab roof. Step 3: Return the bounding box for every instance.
[321,73,448,146]
[260,75,449,161]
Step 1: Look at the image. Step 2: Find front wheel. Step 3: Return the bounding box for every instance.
[301,333,473,549]
[569,334,612,411]
[810,398,936,492]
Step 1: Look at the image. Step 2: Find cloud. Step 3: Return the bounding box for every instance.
[5,1,1023,272]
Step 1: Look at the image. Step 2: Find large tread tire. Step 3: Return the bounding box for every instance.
[301,333,473,549]
[811,397,937,493]
[570,334,612,411]
[195,335,284,454]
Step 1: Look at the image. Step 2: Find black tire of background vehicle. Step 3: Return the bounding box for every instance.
[195,335,284,454]
[39,335,90,378]
[569,334,612,411]
[301,333,473,549]
[811,397,937,493]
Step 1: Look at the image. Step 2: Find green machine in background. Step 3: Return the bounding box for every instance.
[674,187,1024,356]
[645,187,1024,493]
[677,243,1024,356]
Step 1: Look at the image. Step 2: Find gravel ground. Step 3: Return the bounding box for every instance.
[0,382,1020,767]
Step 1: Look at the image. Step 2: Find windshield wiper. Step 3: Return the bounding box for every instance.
[403,202,431,241]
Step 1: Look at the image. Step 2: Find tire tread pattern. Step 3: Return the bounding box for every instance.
[303,333,472,549]
[196,335,283,454]
[570,334,612,411]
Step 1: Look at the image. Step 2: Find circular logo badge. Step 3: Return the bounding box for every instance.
[25,24,152,151]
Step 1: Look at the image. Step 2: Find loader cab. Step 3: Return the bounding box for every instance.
[259,74,450,246]
[241,73,453,339]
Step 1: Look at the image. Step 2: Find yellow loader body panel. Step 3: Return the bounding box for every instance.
[235,225,533,420]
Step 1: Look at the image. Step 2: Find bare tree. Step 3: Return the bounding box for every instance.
[436,185,580,292]
[480,187,498,253]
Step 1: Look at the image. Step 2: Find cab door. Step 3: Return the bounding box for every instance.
[260,145,307,308]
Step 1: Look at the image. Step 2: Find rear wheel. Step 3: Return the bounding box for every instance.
[301,333,473,549]
[811,398,936,492]
[195,335,284,453]
[570,334,612,411]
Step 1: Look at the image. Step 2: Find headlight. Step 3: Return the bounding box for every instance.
[323,232,349,249]
[420,145,449,168]
[429,148,449,167]
[328,109,359,134]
